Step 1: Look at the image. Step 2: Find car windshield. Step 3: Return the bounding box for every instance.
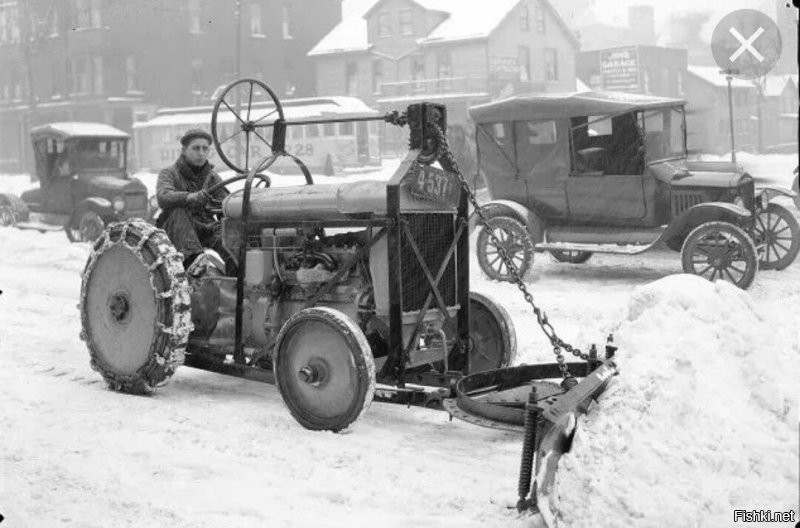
[640,106,685,162]
[70,139,126,170]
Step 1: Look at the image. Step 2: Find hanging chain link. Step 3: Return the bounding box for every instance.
[430,123,591,378]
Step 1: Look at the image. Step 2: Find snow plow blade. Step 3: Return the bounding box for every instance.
[443,359,618,526]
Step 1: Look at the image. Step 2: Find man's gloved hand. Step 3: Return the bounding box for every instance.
[186,190,211,206]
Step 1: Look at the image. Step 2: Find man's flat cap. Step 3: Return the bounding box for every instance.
[180,128,213,146]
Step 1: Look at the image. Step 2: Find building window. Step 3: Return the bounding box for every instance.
[323,122,336,137]
[518,46,530,82]
[92,56,103,93]
[520,4,529,31]
[51,62,63,98]
[306,124,319,138]
[250,2,263,36]
[0,3,20,43]
[436,51,452,90]
[399,9,412,36]
[676,71,683,95]
[339,122,354,136]
[372,59,383,94]
[346,62,358,95]
[412,55,425,91]
[126,56,140,92]
[191,59,203,93]
[378,12,391,38]
[544,48,558,82]
[534,5,545,33]
[70,57,90,94]
[73,0,101,29]
[189,0,202,34]
[282,5,292,39]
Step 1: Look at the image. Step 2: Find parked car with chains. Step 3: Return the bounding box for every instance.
[0,122,150,242]
[469,92,799,289]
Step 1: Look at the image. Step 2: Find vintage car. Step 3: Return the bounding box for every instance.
[0,122,150,242]
[469,91,799,289]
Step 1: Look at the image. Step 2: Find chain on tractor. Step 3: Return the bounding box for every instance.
[427,122,611,384]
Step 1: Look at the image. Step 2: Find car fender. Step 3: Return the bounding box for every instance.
[755,185,797,205]
[471,199,545,244]
[68,197,114,228]
[662,202,752,251]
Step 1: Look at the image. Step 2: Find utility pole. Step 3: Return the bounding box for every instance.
[721,68,739,164]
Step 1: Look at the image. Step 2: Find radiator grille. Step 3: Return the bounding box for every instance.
[400,213,457,312]
[671,192,703,216]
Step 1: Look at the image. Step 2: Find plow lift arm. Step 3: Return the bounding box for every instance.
[211,79,619,524]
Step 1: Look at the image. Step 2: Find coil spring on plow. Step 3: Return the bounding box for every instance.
[427,119,620,523]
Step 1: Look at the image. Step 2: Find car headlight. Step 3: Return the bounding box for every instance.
[733,196,744,208]
[149,195,158,210]
[113,196,125,212]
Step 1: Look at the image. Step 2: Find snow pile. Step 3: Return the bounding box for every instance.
[553,274,799,528]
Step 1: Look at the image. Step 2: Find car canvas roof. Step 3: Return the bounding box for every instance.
[469,91,685,123]
[30,122,130,140]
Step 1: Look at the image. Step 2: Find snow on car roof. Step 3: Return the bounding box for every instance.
[469,91,685,123]
[30,122,130,139]
[134,97,380,128]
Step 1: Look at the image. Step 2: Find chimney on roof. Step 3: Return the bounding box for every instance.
[628,5,655,46]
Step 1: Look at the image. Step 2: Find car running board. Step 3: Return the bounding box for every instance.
[11,221,65,232]
[535,240,657,255]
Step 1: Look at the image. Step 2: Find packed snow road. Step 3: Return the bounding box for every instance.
[0,156,798,528]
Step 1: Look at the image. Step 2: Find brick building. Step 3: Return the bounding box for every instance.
[0,0,341,172]
[307,0,579,155]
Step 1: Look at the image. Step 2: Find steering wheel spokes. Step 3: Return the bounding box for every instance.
[211,79,285,174]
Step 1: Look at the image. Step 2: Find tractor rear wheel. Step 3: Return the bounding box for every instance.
[753,203,799,271]
[275,307,375,432]
[80,219,192,393]
[476,216,533,281]
[681,221,758,289]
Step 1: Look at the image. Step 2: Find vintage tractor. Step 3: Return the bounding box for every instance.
[79,79,617,519]
[0,122,150,242]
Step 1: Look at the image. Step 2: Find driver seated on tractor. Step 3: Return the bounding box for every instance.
[156,128,234,274]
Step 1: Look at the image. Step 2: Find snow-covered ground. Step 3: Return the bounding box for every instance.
[0,153,798,528]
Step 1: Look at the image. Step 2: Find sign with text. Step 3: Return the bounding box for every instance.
[600,47,640,92]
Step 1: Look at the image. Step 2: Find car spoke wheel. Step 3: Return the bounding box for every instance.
[681,221,758,289]
[275,307,375,432]
[753,203,799,271]
[80,220,192,393]
[549,250,593,264]
[66,211,105,243]
[476,216,533,281]
[0,205,15,226]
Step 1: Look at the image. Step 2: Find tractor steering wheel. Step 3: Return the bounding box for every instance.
[204,172,272,210]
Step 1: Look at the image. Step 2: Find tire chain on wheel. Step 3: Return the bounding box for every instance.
[430,123,591,378]
[79,219,193,393]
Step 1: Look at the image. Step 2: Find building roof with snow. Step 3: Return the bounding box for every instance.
[686,66,756,89]
[30,122,130,140]
[309,0,577,56]
[762,74,798,97]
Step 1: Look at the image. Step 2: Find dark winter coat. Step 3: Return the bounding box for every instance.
[156,155,228,225]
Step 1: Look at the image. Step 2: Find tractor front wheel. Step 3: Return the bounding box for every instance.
[476,216,534,281]
[275,307,375,432]
[80,220,192,393]
[448,292,517,374]
[680,221,758,289]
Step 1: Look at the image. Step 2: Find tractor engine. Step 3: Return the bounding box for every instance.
[186,178,463,369]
